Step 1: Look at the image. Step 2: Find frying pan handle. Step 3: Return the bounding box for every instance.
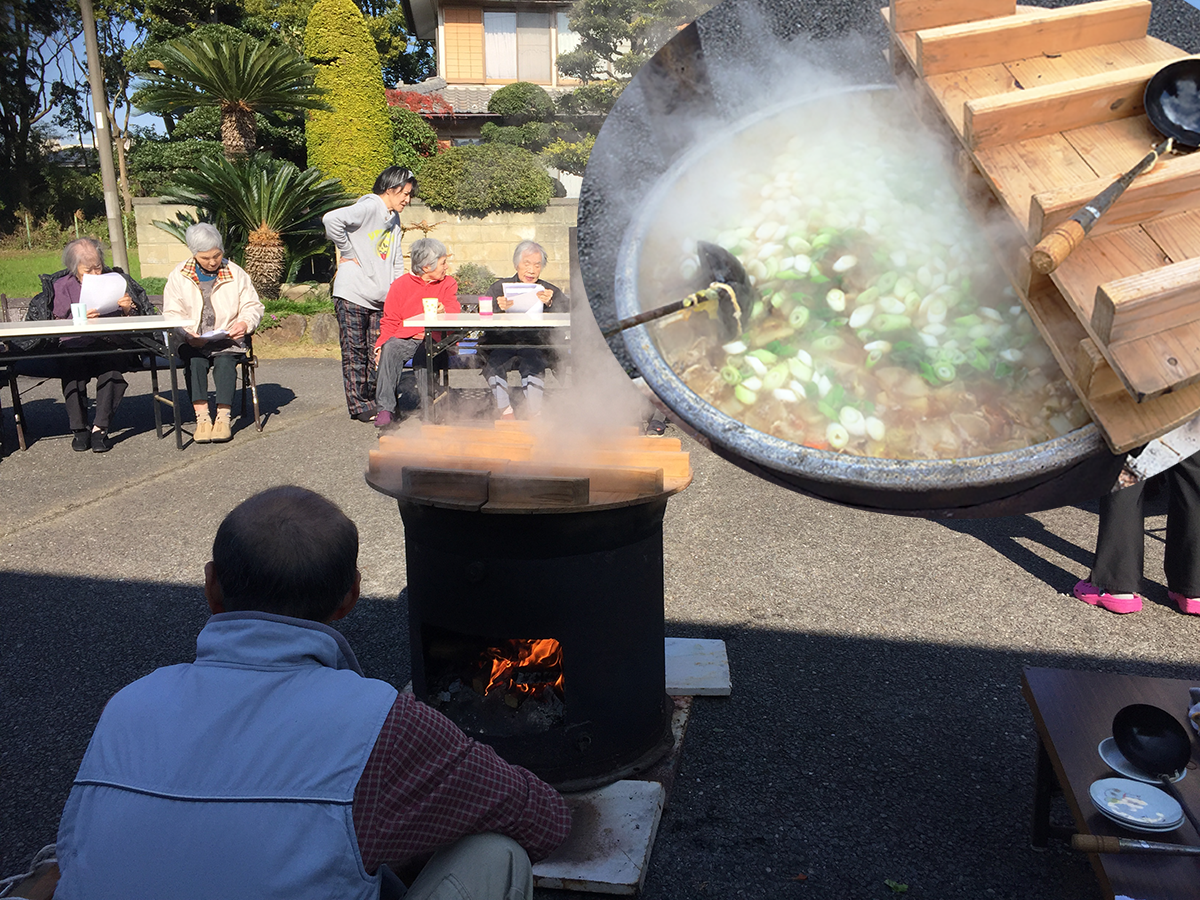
[1030,139,1173,275]
[1031,220,1087,275]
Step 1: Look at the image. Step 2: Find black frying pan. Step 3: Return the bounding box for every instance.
[1111,703,1199,835]
[1031,57,1200,274]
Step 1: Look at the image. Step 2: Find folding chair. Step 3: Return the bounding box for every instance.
[237,335,263,431]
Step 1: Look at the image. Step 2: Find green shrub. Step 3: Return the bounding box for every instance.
[480,121,552,151]
[542,135,595,177]
[487,82,554,125]
[305,0,393,195]
[453,262,498,295]
[128,137,225,197]
[417,144,554,214]
[390,106,439,172]
[556,80,625,117]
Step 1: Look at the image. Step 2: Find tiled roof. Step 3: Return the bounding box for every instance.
[415,84,574,116]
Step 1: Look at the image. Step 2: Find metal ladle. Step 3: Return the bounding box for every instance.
[601,241,752,341]
[1111,703,1199,834]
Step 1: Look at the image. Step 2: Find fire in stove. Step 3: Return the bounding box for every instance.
[476,638,565,706]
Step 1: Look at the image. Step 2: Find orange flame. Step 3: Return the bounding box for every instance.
[479,638,564,699]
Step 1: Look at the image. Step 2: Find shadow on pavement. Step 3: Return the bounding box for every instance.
[3,571,1191,899]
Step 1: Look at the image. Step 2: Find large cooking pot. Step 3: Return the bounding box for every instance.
[578,5,1122,518]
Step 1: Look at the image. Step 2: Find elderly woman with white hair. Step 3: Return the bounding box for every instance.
[163,223,264,443]
[371,237,461,429]
[24,237,153,452]
[480,240,570,419]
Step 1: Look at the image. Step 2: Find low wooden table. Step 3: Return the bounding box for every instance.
[1021,667,1199,899]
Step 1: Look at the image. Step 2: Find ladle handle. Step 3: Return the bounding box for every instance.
[601,284,731,339]
[1072,834,1200,855]
[1031,138,1173,275]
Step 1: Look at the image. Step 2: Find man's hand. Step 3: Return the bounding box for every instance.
[227,320,248,340]
[374,346,382,366]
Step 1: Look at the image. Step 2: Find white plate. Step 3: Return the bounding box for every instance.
[1089,777,1184,831]
[1098,737,1187,784]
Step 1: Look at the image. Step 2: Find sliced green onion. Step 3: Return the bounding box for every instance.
[826,422,850,449]
[722,340,748,355]
[741,375,763,392]
[933,362,957,382]
[763,363,790,392]
[787,306,810,329]
[734,385,758,405]
[745,355,769,377]
[720,365,742,385]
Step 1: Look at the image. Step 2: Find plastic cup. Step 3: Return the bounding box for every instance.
[71,302,87,324]
[478,296,493,315]
[422,297,438,320]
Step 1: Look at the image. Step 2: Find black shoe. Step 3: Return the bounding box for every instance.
[72,430,90,452]
[355,409,378,423]
[91,430,112,453]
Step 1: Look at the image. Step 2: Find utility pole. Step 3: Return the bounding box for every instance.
[79,0,130,272]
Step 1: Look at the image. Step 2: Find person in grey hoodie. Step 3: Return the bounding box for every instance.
[323,167,416,422]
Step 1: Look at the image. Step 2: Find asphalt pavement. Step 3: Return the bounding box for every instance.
[1,348,1198,899]
[4,1,1200,895]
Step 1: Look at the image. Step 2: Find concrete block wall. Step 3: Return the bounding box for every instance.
[133,197,579,288]
[133,198,199,278]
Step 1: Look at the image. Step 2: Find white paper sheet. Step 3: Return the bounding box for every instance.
[502,282,543,314]
[79,272,127,315]
[199,329,228,341]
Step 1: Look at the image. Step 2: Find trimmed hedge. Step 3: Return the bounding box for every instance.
[487,82,554,125]
[390,106,440,173]
[480,121,552,151]
[305,0,393,196]
[418,144,553,214]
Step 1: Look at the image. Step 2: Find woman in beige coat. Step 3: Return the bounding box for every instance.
[163,224,264,443]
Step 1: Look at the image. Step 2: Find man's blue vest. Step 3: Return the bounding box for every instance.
[55,611,399,899]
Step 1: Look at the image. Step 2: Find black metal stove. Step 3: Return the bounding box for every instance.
[399,495,675,791]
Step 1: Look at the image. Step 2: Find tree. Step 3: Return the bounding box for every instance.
[418,144,553,214]
[389,106,438,173]
[305,0,392,197]
[561,0,715,80]
[159,154,349,297]
[0,1,78,218]
[135,31,329,160]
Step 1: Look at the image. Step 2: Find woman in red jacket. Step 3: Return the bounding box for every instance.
[373,238,460,428]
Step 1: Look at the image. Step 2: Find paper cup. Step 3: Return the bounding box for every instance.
[71,302,88,324]
[478,296,493,315]
[422,297,439,320]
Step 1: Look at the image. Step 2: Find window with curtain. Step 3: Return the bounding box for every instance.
[484,11,517,81]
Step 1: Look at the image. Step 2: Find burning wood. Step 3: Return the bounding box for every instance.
[476,638,565,704]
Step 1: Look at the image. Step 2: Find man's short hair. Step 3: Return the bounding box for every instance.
[211,486,359,621]
[513,240,547,268]
[185,223,224,255]
[410,237,447,276]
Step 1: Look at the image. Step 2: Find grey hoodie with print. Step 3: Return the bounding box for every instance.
[323,193,406,311]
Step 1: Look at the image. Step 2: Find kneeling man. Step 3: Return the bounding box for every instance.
[55,485,570,899]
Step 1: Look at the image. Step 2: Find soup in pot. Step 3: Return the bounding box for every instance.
[637,91,1089,460]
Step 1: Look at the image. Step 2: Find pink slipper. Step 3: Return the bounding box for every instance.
[1168,591,1200,616]
[1073,580,1143,614]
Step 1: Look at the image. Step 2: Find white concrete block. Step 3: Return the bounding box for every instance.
[664,637,731,696]
[533,780,665,895]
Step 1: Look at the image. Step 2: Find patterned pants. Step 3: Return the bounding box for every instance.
[334,298,382,418]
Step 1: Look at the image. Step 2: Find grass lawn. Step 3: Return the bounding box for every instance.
[0,249,158,298]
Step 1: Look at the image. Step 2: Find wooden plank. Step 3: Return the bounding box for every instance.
[377,436,534,461]
[888,0,1015,33]
[485,474,590,509]
[401,466,491,508]
[1092,257,1200,343]
[976,133,1099,229]
[1029,143,1200,240]
[589,450,691,479]
[1108,325,1200,401]
[507,462,666,496]
[1075,337,1128,400]
[1002,37,1186,87]
[915,0,1152,77]
[964,60,1166,149]
[417,424,534,446]
[1143,209,1200,263]
[1052,223,1165,328]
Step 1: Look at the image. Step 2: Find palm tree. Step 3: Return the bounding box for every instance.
[136,34,329,160]
[159,156,350,298]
